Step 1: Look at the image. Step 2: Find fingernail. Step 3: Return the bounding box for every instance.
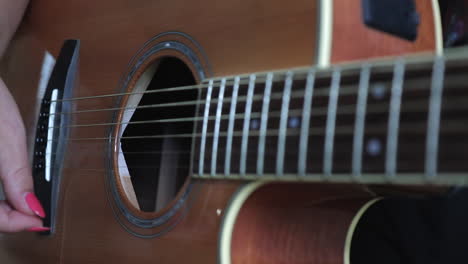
[27,227,50,232]
[24,192,46,218]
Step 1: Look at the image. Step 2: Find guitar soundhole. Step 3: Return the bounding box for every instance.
[118,57,196,212]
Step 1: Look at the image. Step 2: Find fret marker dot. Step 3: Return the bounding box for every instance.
[371,83,387,100]
[366,138,382,156]
[216,209,222,216]
[288,116,300,128]
[250,119,260,130]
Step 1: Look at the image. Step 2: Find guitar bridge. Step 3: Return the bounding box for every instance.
[32,40,80,235]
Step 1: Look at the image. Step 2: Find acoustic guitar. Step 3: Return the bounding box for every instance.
[1,0,465,263]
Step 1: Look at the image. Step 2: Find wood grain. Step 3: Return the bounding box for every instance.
[230,183,373,264]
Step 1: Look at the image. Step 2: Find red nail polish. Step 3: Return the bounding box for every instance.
[27,227,50,232]
[24,192,46,218]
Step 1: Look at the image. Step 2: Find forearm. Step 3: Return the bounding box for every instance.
[0,0,29,58]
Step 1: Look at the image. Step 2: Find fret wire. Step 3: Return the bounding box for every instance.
[224,77,240,176]
[257,73,274,175]
[240,75,257,176]
[298,70,316,176]
[190,77,204,181]
[276,71,294,176]
[323,68,341,176]
[385,60,405,178]
[210,78,226,176]
[352,65,371,178]
[198,80,214,176]
[425,57,445,179]
[192,173,468,186]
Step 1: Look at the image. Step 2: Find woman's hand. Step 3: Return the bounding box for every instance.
[0,0,42,233]
[0,77,47,232]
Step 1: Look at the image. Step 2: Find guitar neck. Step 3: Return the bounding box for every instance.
[192,49,468,185]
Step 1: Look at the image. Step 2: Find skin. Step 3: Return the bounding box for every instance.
[0,0,44,232]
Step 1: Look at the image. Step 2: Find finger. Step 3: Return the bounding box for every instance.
[1,167,43,217]
[0,78,39,216]
[0,201,43,232]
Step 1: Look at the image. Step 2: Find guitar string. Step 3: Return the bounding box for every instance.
[40,63,467,161]
[44,134,468,172]
[47,67,366,103]
[43,119,467,145]
[44,117,468,145]
[50,74,283,103]
[49,72,467,116]
[41,122,467,172]
[41,130,468,172]
[47,56,460,104]
[48,53,467,104]
[42,121,467,170]
[45,165,193,169]
[42,108,467,164]
[45,145,329,157]
[46,94,468,130]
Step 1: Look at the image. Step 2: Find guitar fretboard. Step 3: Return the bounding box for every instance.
[192,50,468,185]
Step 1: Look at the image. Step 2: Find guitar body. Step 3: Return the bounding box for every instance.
[0,0,441,263]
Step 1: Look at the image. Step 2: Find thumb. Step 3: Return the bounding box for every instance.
[0,201,44,233]
[1,166,45,218]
